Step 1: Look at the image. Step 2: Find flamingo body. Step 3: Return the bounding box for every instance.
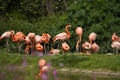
[91,42,99,52]
[49,48,61,55]
[0,30,15,40]
[52,25,71,43]
[12,32,26,42]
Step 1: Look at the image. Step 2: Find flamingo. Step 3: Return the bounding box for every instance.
[62,42,70,53]
[89,32,97,44]
[25,45,31,54]
[91,42,100,53]
[49,48,61,55]
[27,32,36,54]
[0,30,15,52]
[12,31,26,53]
[75,27,83,51]
[82,41,91,55]
[41,33,51,54]
[52,25,71,44]
[112,33,119,42]
[111,33,120,54]
[35,43,43,51]
[111,41,120,54]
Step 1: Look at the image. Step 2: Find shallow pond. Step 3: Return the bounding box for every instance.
[56,71,120,80]
[0,66,120,80]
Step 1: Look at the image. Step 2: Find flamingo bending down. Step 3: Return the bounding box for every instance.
[0,30,15,52]
[12,31,26,53]
[62,42,70,53]
[75,27,83,51]
[82,41,91,55]
[52,25,71,44]
[89,32,97,44]
[42,33,51,54]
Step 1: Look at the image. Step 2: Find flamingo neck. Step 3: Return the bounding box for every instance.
[65,27,70,39]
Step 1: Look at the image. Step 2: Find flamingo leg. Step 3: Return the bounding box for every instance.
[116,48,118,55]
[79,42,82,53]
[18,43,21,53]
[6,38,9,52]
[44,44,46,55]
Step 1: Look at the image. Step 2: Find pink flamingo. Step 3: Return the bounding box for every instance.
[62,42,70,53]
[27,32,36,54]
[42,33,51,54]
[12,31,26,53]
[111,33,120,54]
[75,27,83,51]
[0,30,15,52]
[89,32,97,44]
[52,25,71,44]
[82,41,91,55]
[49,48,61,55]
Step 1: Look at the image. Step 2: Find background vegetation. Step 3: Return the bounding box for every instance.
[0,0,120,53]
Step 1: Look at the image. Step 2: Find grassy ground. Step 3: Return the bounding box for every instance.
[0,50,120,80]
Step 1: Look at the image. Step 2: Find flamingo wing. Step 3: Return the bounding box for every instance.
[53,32,67,42]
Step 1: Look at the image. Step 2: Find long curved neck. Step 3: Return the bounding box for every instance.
[65,27,70,39]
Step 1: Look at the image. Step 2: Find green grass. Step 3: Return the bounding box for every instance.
[0,50,120,80]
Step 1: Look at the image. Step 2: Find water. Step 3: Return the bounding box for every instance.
[56,71,120,80]
[0,65,120,80]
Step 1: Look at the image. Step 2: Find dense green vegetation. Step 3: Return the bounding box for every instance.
[0,50,120,80]
[0,0,120,53]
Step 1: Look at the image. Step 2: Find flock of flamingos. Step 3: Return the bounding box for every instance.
[0,24,120,55]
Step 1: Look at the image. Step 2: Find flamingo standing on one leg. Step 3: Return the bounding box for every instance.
[12,31,26,53]
[0,30,15,52]
[52,25,71,48]
[62,42,70,53]
[42,33,51,55]
[75,27,83,52]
